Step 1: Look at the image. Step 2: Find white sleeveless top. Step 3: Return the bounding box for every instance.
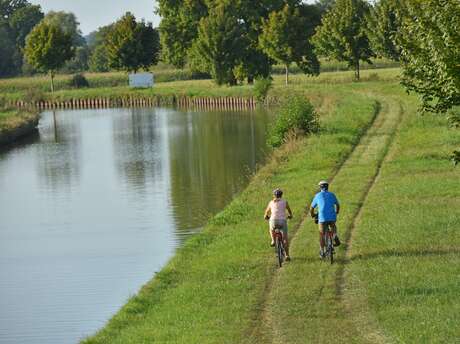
[269,199,287,220]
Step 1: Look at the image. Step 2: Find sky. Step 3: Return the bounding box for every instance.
[29,0,317,36]
[29,0,160,35]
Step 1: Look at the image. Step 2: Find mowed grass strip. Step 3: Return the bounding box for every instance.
[343,91,460,343]
[82,88,378,343]
[255,89,404,344]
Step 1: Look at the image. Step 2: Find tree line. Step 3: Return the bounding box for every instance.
[0,1,160,81]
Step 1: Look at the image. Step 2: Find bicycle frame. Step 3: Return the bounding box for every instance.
[273,228,285,267]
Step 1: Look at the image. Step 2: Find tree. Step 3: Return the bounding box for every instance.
[397,0,459,114]
[366,0,404,61]
[43,11,85,46]
[260,3,320,85]
[157,0,207,68]
[24,21,74,92]
[0,1,43,76]
[313,0,374,80]
[0,0,29,19]
[0,19,17,77]
[137,21,160,70]
[105,12,160,72]
[315,0,336,15]
[87,24,113,72]
[8,3,43,47]
[189,3,246,85]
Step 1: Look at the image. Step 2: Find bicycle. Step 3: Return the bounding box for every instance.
[321,225,335,264]
[273,226,286,267]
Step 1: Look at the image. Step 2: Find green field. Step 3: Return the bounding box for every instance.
[79,69,459,343]
[0,58,398,102]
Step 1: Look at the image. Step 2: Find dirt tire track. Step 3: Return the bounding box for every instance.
[245,99,383,343]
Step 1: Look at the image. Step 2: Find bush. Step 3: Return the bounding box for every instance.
[447,108,460,129]
[451,150,460,166]
[268,95,319,147]
[254,77,272,102]
[69,73,90,88]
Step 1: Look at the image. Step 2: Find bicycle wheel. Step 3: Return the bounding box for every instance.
[275,236,283,267]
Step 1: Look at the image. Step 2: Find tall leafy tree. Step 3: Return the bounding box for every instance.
[259,3,320,85]
[105,12,159,72]
[8,3,43,48]
[43,11,85,46]
[0,1,43,76]
[157,0,207,68]
[366,0,404,61]
[315,0,335,15]
[24,21,74,92]
[87,24,114,72]
[398,0,459,113]
[313,0,374,80]
[0,0,29,19]
[190,3,246,85]
[0,18,17,77]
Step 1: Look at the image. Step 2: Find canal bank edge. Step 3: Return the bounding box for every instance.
[0,110,40,146]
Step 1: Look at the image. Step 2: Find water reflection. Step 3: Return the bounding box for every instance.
[112,108,165,195]
[0,106,270,344]
[167,110,269,240]
[36,111,82,193]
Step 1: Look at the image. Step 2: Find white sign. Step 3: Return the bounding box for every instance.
[129,73,154,88]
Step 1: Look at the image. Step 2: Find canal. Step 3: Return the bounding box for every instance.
[0,107,270,343]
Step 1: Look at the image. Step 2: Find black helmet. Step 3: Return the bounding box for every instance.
[273,188,283,198]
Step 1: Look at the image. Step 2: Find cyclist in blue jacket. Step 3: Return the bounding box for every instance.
[310,180,341,258]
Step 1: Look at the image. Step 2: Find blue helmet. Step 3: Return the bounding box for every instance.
[273,188,283,198]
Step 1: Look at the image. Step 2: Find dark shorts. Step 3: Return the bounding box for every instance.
[319,221,336,233]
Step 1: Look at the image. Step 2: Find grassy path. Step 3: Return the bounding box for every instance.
[254,93,404,344]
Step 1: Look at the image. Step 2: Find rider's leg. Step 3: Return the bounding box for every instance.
[283,231,290,258]
[319,223,325,250]
[269,228,275,246]
[330,222,341,246]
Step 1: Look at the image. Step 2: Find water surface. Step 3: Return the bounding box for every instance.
[0,107,270,343]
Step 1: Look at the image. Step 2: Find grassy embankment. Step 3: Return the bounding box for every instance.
[82,80,381,343]
[0,107,39,144]
[252,83,460,343]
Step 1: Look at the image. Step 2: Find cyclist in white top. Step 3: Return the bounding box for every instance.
[264,188,293,261]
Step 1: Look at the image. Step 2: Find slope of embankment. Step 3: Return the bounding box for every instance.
[0,109,39,146]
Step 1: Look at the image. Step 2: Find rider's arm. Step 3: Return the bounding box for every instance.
[336,204,340,215]
[310,195,318,218]
[286,202,293,219]
[264,203,271,220]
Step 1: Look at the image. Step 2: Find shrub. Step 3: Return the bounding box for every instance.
[268,95,319,147]
[69,73,90,88]
[447,108,460,129]
[451,150,460,166]
[254,77,273,102]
